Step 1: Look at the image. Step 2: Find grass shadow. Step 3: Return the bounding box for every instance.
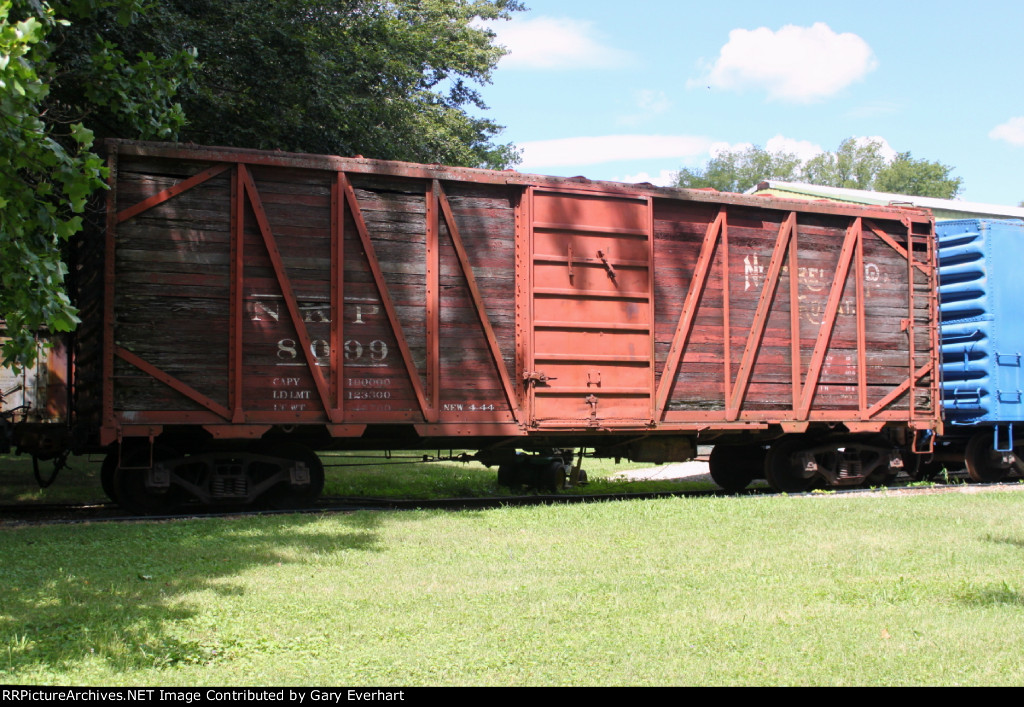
[956,584,1024,607]
[0,453,107,505]
[985,534,1024,551]
[0,512,383,676]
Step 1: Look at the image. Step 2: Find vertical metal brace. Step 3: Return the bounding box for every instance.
[102,148,118,438]
[331,172,345,418]
[906,220,917,418]
[789,216,801,410]
[426,181,440,418]
[721,211,732,412]
[855,219,868,417]
[230,165,245,422]
[516,188,532,421]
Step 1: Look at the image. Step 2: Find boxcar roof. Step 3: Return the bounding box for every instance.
[107,139,935,225]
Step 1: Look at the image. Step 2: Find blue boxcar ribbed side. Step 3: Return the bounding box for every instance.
[937,219,1024,426]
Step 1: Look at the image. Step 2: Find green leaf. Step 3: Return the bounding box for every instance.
[55,215,83,239]
[50,308,82,332]
[69,122,94,147]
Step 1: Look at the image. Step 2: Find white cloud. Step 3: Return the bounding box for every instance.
[765,135,823,162]
[846,101,901,119]
[487,16,632,70]
[693,22,877,101]
[990,117,1024,146]
[853,135,897,162]
[617,89,672,126]
[518,135,713,169]
[620,170,679,187]
[635,89,671,115]
[709,140,755,157]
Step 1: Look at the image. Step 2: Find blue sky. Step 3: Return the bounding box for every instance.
[475,0,1024,206]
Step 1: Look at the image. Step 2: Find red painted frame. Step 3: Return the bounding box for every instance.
[100,141,940,446]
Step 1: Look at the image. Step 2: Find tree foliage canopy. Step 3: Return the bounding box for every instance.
[676,138,962,199]
[44,0,523,165]
[874,152,964,197]
[1,0,521,369]
[97,0,523,168]
[0,0,194,369]
[674,146,802,194]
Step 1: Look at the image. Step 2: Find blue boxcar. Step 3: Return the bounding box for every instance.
[936,218,1024,480]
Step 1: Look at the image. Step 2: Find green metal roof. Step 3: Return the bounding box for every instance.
[749,181,1024,221]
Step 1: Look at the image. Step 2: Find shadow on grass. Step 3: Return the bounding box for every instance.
[986,534,1024,551]
[956,583,1024,607]
[0,454,107,505]
[0,512,384,675]
[952,534,1024,607]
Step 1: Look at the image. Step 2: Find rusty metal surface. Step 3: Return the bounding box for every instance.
[94,140,940,446]
[525,188,654,427]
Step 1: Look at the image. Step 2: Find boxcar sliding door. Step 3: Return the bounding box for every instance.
[525,188,655,427]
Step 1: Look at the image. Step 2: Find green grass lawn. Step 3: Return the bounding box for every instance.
[317,451,709,498]
[3,489,1024,685]
[0,452,109,504]
[0,450,706,505]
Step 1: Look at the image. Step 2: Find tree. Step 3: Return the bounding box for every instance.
[675,146,802,193]
[1,0,521,369]
[801,138,886,190]
[676,137,962,199]
[875,152,961,199]
[0,0,193,370]
[124,0,523,169]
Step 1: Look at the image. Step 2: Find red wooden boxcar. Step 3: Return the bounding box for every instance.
[68,140,940,508]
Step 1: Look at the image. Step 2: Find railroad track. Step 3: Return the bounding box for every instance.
[3,477,1023,527]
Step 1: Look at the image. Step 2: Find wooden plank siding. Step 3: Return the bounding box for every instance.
[90,140,940,446]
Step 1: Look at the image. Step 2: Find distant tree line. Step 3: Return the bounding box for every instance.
[675,138,962,199]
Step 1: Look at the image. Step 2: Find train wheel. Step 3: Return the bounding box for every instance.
[497,461,521,490]
[852,436,897,487]
[964,432,1011,483]
[257,442,325,509]
[539,459,567,492]
[112,443,184,515]
[764,438,819,493]
[708,444,764,493]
